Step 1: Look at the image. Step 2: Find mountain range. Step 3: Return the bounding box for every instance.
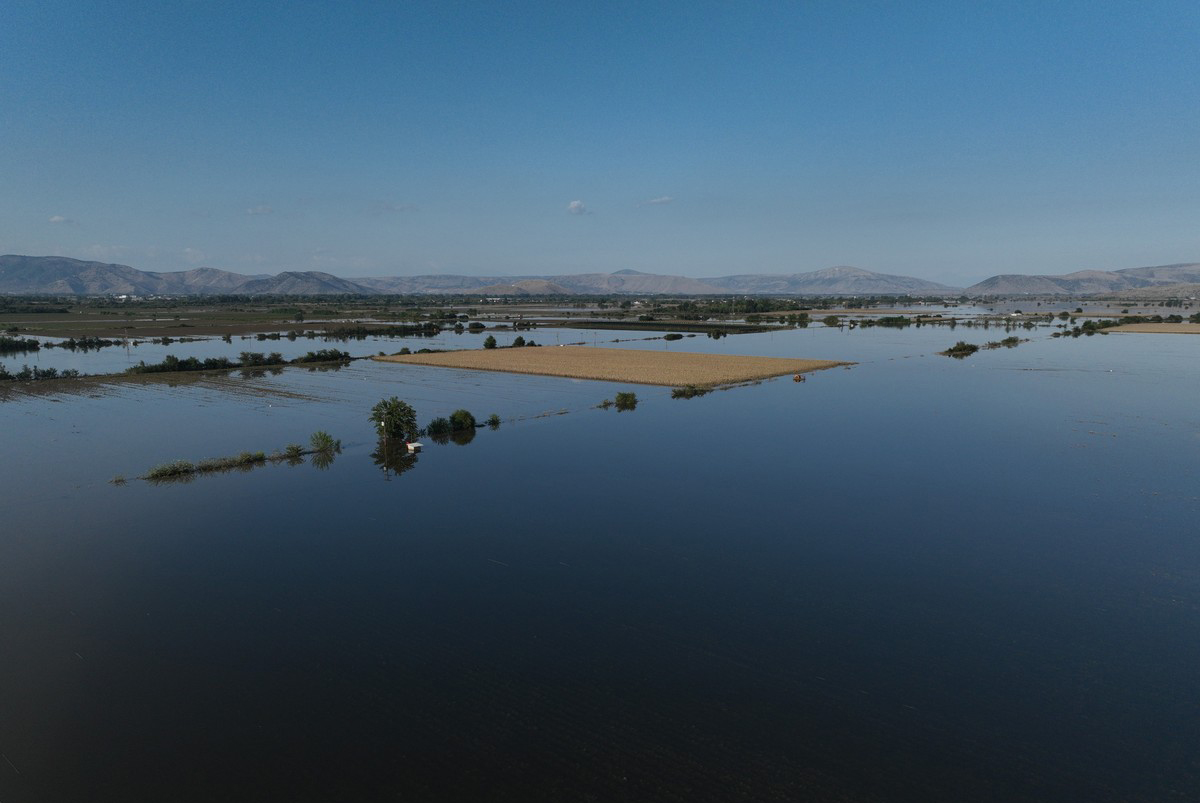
[962,264,1200,295]
[1,254,1198,297]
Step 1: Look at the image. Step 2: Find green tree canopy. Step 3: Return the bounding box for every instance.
[370,397,418,441]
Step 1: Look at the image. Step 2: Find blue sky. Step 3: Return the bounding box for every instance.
[2,1,1197,285]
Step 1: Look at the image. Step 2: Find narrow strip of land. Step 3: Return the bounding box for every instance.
[374,346,849,386]
[1108,323,1200,334]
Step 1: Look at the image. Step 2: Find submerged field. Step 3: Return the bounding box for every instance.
[375,345,849,386]
[1,319,1198,802]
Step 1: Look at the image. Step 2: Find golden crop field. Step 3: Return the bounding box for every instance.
[374,346,849,386]
[1108,323,1200,334]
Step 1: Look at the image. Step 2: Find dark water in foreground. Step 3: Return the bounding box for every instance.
[1,327,1197,802]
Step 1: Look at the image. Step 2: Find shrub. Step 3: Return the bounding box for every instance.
[310,431,341,453]
[671,385,711,399]
[614,391,638,411]
[663,333,684,341]
[483,335,497,349]
[486,413,501,429]
[941,341,979,358]
[426,417,452,438]
[295,349,351,363]
[448,409,477,431]
[512,335,526,347]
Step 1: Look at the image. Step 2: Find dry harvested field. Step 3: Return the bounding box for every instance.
[1109,323,1200,334]
[375,346,849,386]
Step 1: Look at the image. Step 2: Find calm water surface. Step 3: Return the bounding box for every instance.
[1,327,1197,802]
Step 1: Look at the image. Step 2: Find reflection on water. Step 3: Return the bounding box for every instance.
[371,439,420,479]
[0,328,1198,802]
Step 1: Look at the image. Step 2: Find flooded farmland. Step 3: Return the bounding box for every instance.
[1,322,1198,802]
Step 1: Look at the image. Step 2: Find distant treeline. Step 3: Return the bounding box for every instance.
[126,349,352,375]
[1053,313,1200,338]
[0,364,80,381]
[0,335,41,354]
[43,336,121,351]
[0,304,69,313]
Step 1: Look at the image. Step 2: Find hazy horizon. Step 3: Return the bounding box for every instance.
[9,253,1200,291]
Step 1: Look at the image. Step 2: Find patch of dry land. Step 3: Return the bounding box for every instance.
[374,346,848,386]
[1109,323,1200,334]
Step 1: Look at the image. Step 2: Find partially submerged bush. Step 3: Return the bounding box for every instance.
[941,341,980,358]
[145,460,197,480]
[448,409,477,431]
[369,397,418,441]
[294,349,351,363]
[614,391,638,411]
[196,452,267,473]
[486,413,501,429]
[671,385,711,399]
[310,431,341,453]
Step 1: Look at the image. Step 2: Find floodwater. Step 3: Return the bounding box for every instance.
[1,324,1197,802]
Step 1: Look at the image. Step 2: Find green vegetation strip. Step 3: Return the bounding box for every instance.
[126,349,351,374]
[137,432,341,483]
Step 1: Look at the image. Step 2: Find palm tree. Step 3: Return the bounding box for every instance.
[370,397,418,441]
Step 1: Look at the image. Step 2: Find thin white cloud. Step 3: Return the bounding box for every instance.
[639,196,674,206]
[566,200,588,215]
[246,205,273,216]
[48,214,78,225]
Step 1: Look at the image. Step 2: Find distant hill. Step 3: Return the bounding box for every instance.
[708,266,955,295]
[546,270,724,295]
[0,255,360,296]
[966,263,1200,295]
[0,255,264,295]
[1,256,955,296]
[236,271,375,295]
[473,279,573,296]
[357,266,954,295]
[1103,282,1200,300]
[4,254,1197,298]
